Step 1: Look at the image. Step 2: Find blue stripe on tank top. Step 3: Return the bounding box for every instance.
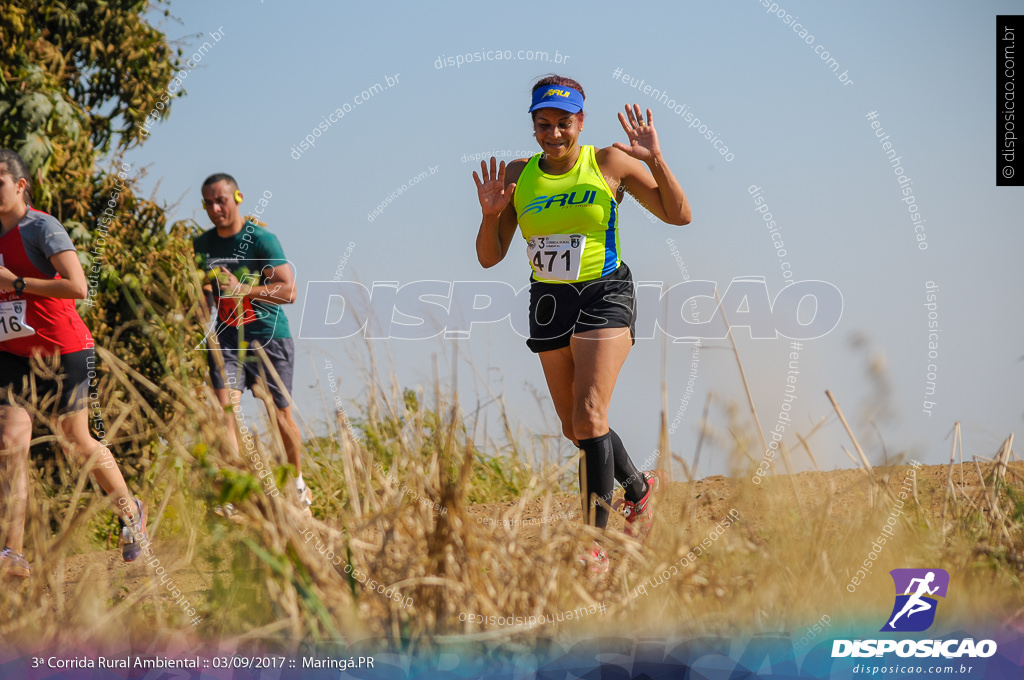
[602,198,618,276]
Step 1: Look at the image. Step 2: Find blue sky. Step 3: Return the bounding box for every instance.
[125,0,1024,478]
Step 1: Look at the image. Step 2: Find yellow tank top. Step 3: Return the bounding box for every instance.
[513,145,620,283]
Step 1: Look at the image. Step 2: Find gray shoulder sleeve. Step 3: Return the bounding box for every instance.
[20,212,75,277]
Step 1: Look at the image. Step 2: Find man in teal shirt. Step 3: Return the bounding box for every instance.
[193,173,310,514]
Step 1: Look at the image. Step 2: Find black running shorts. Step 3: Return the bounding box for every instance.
[526,262,637,354]
[0,348,92,414]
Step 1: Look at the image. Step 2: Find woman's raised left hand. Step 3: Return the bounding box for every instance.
[613,104,662,163]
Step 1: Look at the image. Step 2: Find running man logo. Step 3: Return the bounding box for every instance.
[544,89,571,98]
[833,567,995,659]
[881,568,949,632]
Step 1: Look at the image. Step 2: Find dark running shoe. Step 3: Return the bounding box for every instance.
[120,497,149,562]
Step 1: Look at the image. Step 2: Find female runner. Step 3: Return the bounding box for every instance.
[0,149,147,578]
[473,76,691,571]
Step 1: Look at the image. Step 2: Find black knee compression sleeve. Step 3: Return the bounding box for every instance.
[578,432,615,529]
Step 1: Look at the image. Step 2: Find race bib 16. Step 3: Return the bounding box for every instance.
[0,299,36,342]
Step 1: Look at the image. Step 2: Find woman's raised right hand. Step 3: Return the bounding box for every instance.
[473,157,516,217]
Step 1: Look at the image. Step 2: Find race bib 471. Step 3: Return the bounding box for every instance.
[527,234,586,281]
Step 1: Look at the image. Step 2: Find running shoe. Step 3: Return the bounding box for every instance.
[120,497,149,562]
[0,547,30,579]
[618,470,666,539]
[577,542,610,574]
[213,503,247,524]
[297,483,313,518]
[214,503,237,519]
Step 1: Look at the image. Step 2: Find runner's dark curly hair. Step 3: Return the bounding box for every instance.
[0,149,33,205]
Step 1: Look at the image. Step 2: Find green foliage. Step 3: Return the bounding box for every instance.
[1004,484,1024,524]
[351,387,534,505]
[0,1,210,469]
[0,0,186,226]
[78,196,210,464]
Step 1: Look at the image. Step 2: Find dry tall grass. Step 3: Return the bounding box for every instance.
[1,323,1022,657]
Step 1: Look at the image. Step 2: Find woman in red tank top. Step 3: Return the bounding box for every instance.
[0,149,148,578]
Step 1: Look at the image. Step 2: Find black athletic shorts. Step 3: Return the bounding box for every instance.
[526,262,637,353]
[206,326,295,409]
[0,348,92,414]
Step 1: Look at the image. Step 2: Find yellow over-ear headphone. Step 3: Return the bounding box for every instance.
[201,190,243,209]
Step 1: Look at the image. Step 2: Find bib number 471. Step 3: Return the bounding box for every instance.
[528,233,586,281]
[533,249,571,273]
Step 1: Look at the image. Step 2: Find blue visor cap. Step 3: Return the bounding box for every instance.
[529,86,585,114]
